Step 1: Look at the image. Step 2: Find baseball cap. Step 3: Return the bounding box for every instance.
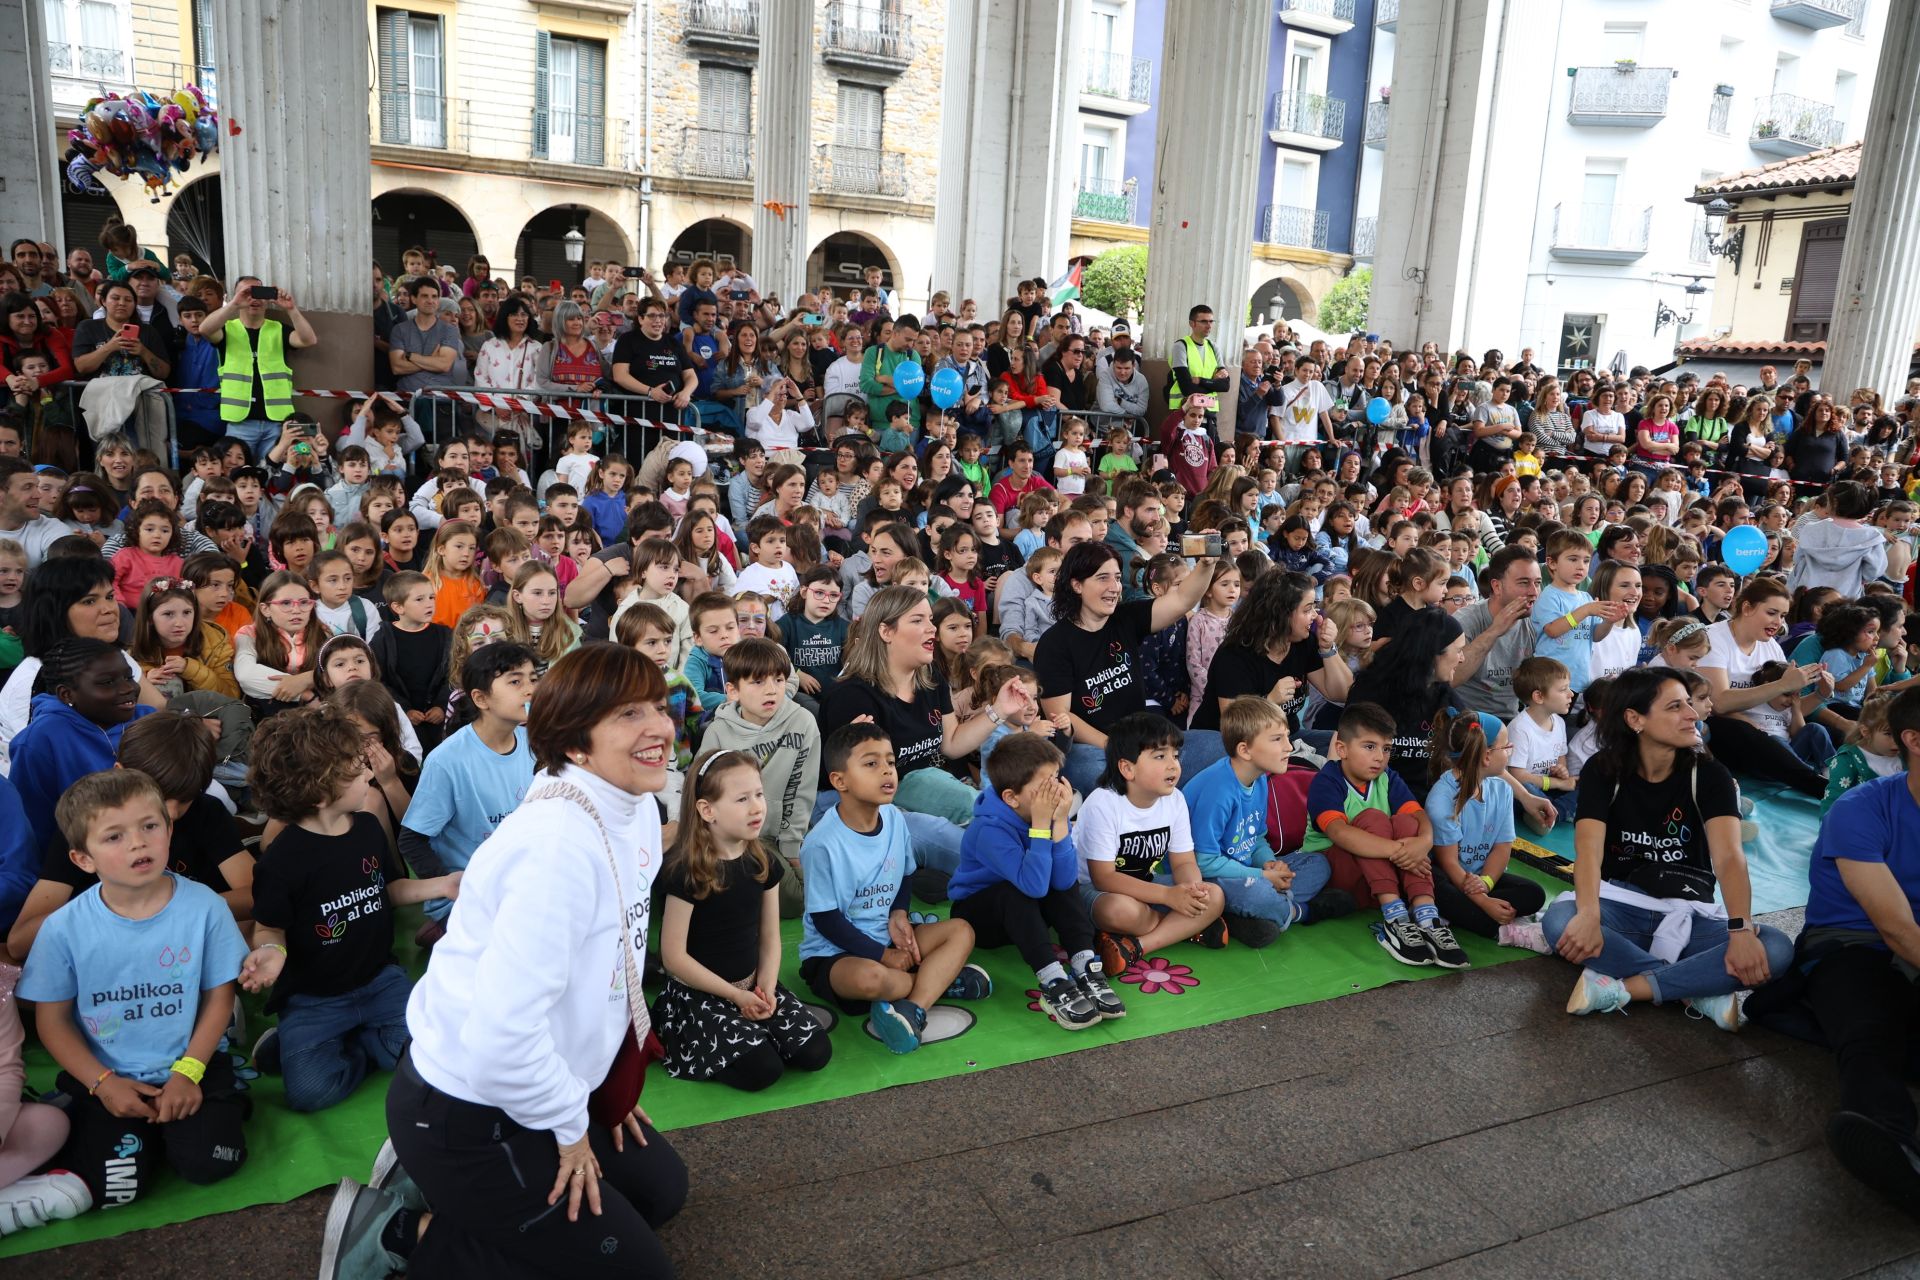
[1110,320,1131,336]
[126,262,161,278]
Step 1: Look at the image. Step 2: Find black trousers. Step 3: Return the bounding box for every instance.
[1707,714,1825,798]
[951,880,1096,973]
[387,1054,687,1279]
[1431,872,1547,940]
[1807,946,1920,1135]
[53,1053,249,1208]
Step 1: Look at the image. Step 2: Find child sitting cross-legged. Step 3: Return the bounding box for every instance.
[699,637,818,919]
[654,750,833,1091]
[1425,709,1549,949]
[1073,713,1229,974]
[240,706,461,1112]
[17,770,252,1209]
[1302,701,1469,969]
[1181,696,1348,949]
[950,732,1124,1030]
[799,723,989,1055]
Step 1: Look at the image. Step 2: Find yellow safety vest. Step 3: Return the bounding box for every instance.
[218,318,294,423]
[1167,335,1219,410]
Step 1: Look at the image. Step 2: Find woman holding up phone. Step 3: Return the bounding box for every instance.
[72,281,170,381]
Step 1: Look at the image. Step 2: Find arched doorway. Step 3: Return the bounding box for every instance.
[166,176,224,279]
[807,230,896,296]
[666,218,751,278]
[1251,276,1309,325]
[372,190,478,278]
[516,205,630,291]
[61,186,119,271]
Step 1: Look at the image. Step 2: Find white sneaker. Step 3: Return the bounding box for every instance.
[1566,968,1632,1016]
[0,1171,92,1235]
[1497,920,1553,954]
[1685,992,1745,1032]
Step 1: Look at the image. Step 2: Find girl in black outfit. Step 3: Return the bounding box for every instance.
[1346,608,1468,789]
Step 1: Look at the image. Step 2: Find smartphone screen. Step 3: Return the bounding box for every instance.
[250,285,277,301]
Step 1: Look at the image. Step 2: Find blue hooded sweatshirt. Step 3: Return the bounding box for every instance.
[9,693,151,852]
[949,786,1079,903]
[0,773,39,935]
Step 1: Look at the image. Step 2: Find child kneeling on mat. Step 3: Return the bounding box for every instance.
[240,707,462,1111]
[799,724,990,1055]
[654,750,832,1090]
[950,732,1124,1031]
[18,770,252,1209]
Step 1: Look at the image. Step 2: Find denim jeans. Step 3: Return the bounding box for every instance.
[222,418,282,463]
[1176,851,1331,928]
[810,784,965,875]
[1521,779,1580,824]
[1539,893,1795,1004]
[1789,721,1837,769]
[276,962,413,1112]
[1061,743,1108,798]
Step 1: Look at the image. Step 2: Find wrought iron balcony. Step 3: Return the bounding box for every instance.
[1751,92,1843,156]
[1353,215,1377,261]
[1081,50,1152,105]
[1376,0,1399,31]
[1567,65,1673,127]
[1364,100,1388,148]
[1770,0,1859,31]
[1707,88,1733,135]
[375,89,459,150]
[1260,204,1331,252]
[1269,91,1347,150]
[1549,202,1652,264]
[823,2,911,73]
[679,126,752,182]
[1278,0,1357,36]
[814,144,907,198]
[1073,178,1137,224]
[684,0,760,54]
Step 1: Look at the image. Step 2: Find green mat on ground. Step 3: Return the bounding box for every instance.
[0,877,1556,1260]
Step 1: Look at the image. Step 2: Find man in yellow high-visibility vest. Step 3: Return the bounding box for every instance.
[197,276,319,462]
[1166,304,1232,413]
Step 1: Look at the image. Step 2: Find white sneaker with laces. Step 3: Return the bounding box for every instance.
[0,1172,92,1236]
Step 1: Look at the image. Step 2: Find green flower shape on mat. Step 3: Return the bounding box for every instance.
[1120,956,1198,995]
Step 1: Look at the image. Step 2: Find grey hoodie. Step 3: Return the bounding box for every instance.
[699,695,820,914]
[1786,518,1887,599]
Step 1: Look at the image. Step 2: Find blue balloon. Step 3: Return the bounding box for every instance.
[930,365,964,409]
[892,359,925,400]
[1366,396,1391,426]
[1720,523,1768,576]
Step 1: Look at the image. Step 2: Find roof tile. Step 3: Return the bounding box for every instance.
[1693,142,1860,200]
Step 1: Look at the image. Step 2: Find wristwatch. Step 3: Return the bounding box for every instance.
[985,708,1005,727]
[1726,916,1749,933]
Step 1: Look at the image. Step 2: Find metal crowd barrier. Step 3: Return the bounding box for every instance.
[21,380,179,471]
[404,385,699,469]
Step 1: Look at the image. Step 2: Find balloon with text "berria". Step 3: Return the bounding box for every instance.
[929,366,964,410]
[892,359,925,400]
[1719,523,1768,576]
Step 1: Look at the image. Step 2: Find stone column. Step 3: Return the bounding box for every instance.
[0,0,63,254]
[210,0,374,395]
[933,0,1083,310]
[1140,0,1268,436]
[752,0,814,304]
[1820,1,1920,397]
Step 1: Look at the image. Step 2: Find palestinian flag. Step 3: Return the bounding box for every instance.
[1048,262,1083,307]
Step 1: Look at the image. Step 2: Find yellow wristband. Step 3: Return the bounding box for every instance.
[169,1056,207,1085]
[1540,775,1552,792]
[1480,874,1497,890]
[1563,612,1579,629]
[261,942,287,956]
[1028,827,1054,840]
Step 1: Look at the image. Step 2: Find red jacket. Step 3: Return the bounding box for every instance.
[990,471,1055,516]
[0,327,76,388]
[997,370,1051,409]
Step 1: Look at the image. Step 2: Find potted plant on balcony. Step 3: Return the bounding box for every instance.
[1755,119,1780,138]
[1613,58,1638,72]
[1378,85,1390,102]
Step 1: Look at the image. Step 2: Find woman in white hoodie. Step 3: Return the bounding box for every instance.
[1786,480,1889,601]
[318,643,686,1278]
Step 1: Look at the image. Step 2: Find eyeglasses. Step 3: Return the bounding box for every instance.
[1443,594,1474,606]
[269,597,314,608]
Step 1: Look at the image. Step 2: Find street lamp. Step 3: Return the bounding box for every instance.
[1703,197,1744,276]
[562,225,586,284]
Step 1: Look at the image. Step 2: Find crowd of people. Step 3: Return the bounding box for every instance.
[1,222,1919,1273]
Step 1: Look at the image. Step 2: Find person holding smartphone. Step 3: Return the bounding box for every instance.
[196,275,319,462]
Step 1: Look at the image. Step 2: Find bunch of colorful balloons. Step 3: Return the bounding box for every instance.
[65,85,221,203]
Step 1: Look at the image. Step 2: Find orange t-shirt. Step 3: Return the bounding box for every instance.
[432,575,488,630]
[213,599,253,641]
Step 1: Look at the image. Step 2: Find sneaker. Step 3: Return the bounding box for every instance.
[1566,969,1632,1017]
[1497,920,1553,954]
[867,1000,925,1055]
[0,1172,91,1236]
[1096,930,1144,976]
[1684,993,1744,1033]
[251,1025,280,1074]
[1223,911,1282,950]
[1828,1111,1920,1222]
[1420,919,1472,970]
[1374,917,1436,967]
[1189,916,1230,949]
[370,1138,427,1212]
[1304,888,1357,923]
[317,1178,407,1280]
[1038,975,1102,1030]
[1076,962,1126,1020]
[944,963,994,1001]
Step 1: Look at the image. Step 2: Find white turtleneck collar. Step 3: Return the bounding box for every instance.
[547,762,648,827]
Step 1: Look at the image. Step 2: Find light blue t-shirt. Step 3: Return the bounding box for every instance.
[1821,648,1871,708]
[1181,757,1271,880]
[1425,772,1516,875]
[1532,584,1598,693]
[402,724,534,920]
[799,804,914,961]
[18,874,248,1085]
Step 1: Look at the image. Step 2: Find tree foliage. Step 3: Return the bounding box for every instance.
[1081,245,1148,316]
[1318,266,1372,335]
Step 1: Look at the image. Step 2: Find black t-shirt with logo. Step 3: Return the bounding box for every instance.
[656,852,782,983]
[1576,755,1739,902]
[610,331,691,391]
[1034,599,1155,737]
[42,794,241,894]
[250,812,404,1008]
[819,677,953,785]
[1191,640,1319,732]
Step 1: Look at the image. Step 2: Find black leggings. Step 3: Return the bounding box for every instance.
[1707,714,1825,797]
[53,1054,249,1208]
[1431,872,1547,939]
[1807,946,1920,1134]
[386,1054,687,1279]
[951,881,1096,973]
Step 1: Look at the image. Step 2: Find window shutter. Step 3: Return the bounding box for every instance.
[577,39,606,164]
[377,10,410,144]
[192,0,214,70]
[1788,219,1846,342]
[837,83,882,150]
[700,64,750,134]
[532,30,551,160]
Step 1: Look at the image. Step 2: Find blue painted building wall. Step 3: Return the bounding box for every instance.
[1312,0,1374,256]
[1122,0,1165,227]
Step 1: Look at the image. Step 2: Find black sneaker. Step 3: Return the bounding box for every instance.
[1828,1111,1920,1221]
[1420,919,1471,970]
[1304,888,1357,923]
[1076,962,1126,1020]
[251,1026,280,1074]
[1223,911,1281,949]
[1190,915,1231,949]
[1375,917,1437,967]
[1038,975,1102,1030]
